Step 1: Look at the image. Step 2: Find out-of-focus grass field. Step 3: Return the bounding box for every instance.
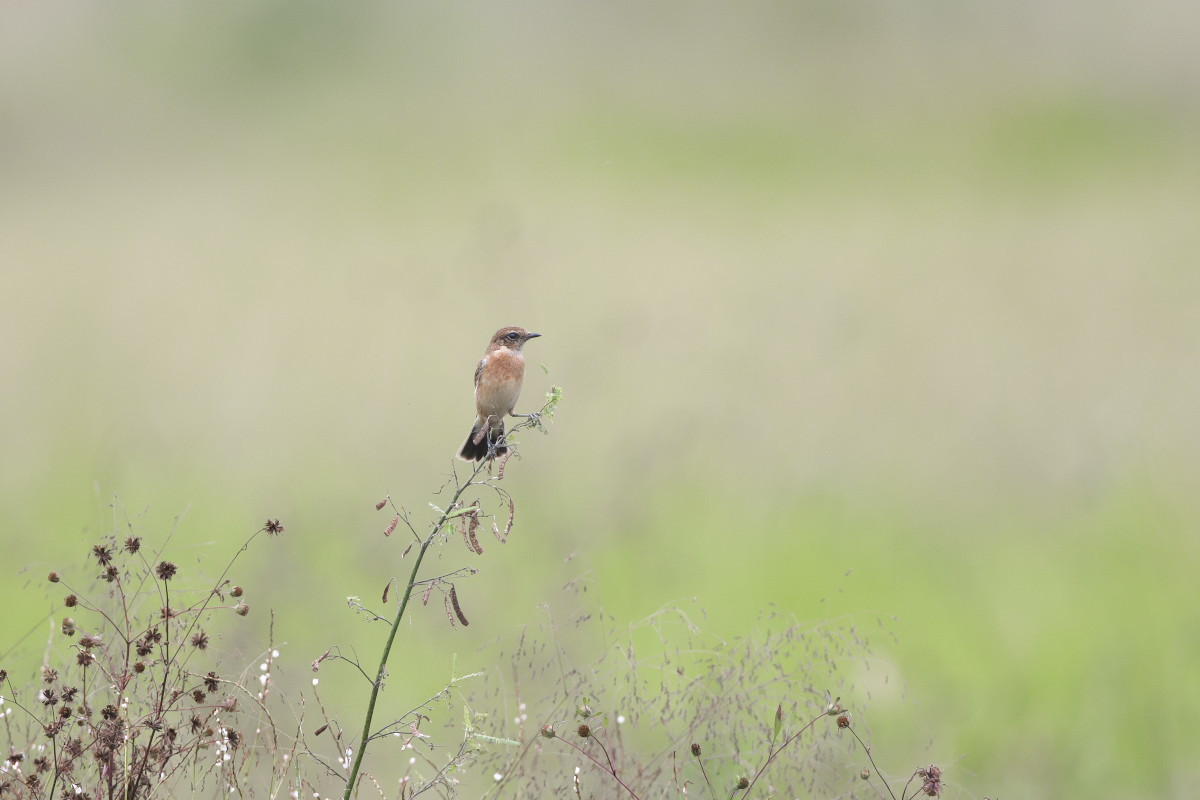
[3,3,1199,797]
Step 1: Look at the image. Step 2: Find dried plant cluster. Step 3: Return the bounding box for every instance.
[457,599,949,800]
[0,517,291,799]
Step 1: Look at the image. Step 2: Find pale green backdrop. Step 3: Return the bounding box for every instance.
[2,3,1198,798]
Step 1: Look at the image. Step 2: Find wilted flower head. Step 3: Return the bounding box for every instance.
[917,764,943,796]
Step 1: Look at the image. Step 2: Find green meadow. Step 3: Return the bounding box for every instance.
[2,3,1198,798]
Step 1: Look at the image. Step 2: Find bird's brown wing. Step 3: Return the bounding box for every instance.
[473,357,486,387]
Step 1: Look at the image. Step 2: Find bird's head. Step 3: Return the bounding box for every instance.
[490,326,541,351]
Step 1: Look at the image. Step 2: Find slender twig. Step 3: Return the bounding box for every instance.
[737,711,828,799]
[556,735,643,800]
[845,725,900,800]
[694,750,716,798]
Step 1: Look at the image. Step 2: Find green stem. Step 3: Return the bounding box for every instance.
[341,461,488,800]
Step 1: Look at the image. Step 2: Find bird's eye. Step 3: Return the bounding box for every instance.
[506,331,520,340]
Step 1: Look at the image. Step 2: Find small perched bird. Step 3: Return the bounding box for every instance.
[458,326,542,462]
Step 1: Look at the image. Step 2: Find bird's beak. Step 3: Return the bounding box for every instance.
[525,332,542,339]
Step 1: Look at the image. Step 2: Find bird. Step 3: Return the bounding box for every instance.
[458,326,542,462]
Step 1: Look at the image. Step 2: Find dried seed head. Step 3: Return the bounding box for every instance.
[91,545,113,565]
[577,704,593,719]
[231,586,243,598]
[539,724,556,739]
[190,631,209,650]
[836,714,850,729]
[576,724,591,738]
[690,743,702,757]
[736,777,750,790]
[235,603,249,616]
[61,618,76,636]
[917,764,943,797]
[205,672,219,692]
[133,662,145,674]
[123,536,141,554]
[861,769,871,780]
[155,562,177,581]
[264,519,284,535]
[64,594,77,608]
[48,572,60,583]
[42,667,58,684]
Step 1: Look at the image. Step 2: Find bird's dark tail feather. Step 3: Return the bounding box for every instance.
[457,420,507,462]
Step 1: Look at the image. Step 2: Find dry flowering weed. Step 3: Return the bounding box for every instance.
[0,510,303,799]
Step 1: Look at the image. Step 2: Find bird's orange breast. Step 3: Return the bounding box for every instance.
[475,348,525,417]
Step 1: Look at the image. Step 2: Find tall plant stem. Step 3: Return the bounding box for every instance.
[342,459,488,800]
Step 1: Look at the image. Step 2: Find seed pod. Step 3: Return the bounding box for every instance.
[449,585,469,626]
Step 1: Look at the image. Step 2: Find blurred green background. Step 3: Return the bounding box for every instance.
[2,2,1199,797]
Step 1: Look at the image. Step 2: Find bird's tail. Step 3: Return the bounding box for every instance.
[457,419,507,462]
